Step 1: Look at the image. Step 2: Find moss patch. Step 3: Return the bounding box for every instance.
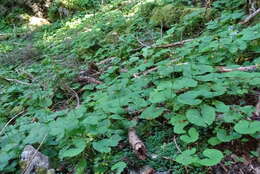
[150,4,207,28]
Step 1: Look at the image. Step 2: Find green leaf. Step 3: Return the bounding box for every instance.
[208,137,222,146]
[92,134,122,153]
[217,129,241,142]
[149,90,166,103]
[180,128,199,144]
[213,101,230,113]
[75,160,87,174]
[234,120,260,134]
[186,104,215,127]
[173,78,198,90]
[176,148,198,166]
[201,104,216,126]
[170,115,189,134]
[198,149,223,166]
[186,109,206,127]
[111,162,127,174]
[140,105,164,119]
[60,139,86,159]
[177,91,202,105]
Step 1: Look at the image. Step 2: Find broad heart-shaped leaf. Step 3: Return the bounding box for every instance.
[172,78,198,90]
[177,91,202,105]
[234,120,260,134]
[198,149,223,166]
[149,89,175,103]
[140,105,164,119]
[186,109,206,127]
[170,115,189,134]
[201,104,216,125]
[92,134,121,153]
[217,129,241,142]
[208,137,222,146]
[60,139,86,159]
[180,128,199,144]
[186,104,216,127]
[175,148,198,166]
[111,162,127,174]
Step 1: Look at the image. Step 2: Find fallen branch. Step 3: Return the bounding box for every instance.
[154,39,194,49]
[133,58,184,78]
[132,38,194,52]
[217,65,259,72]
[134,63,259,79]
[239,8,260,25]
[128,128,147,160]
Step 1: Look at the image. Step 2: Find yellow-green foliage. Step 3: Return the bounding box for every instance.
[150,4,205,28]
[138,2,158,19]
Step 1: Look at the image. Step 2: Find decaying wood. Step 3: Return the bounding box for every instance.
[77,76,103,84]
[217,65,258,72]
[128,128,147,160]
[239,8,260,24]
[139,166,155,174]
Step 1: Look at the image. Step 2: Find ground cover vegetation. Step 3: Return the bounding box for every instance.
[0,0,260,173]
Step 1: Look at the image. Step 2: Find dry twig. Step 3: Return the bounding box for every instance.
[0,111,24,136]
[173,136,182,153]
[65,86,80,108]
[154,39,194,49]
[4,78,32,86]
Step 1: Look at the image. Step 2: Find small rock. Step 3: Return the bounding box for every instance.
[20,145,50,174]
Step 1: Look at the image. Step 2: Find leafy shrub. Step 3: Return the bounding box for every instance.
[0,0,260,173]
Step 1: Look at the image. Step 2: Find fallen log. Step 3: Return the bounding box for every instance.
[128,128,147,160]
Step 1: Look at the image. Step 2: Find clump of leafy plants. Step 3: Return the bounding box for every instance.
[0,0,260,173]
